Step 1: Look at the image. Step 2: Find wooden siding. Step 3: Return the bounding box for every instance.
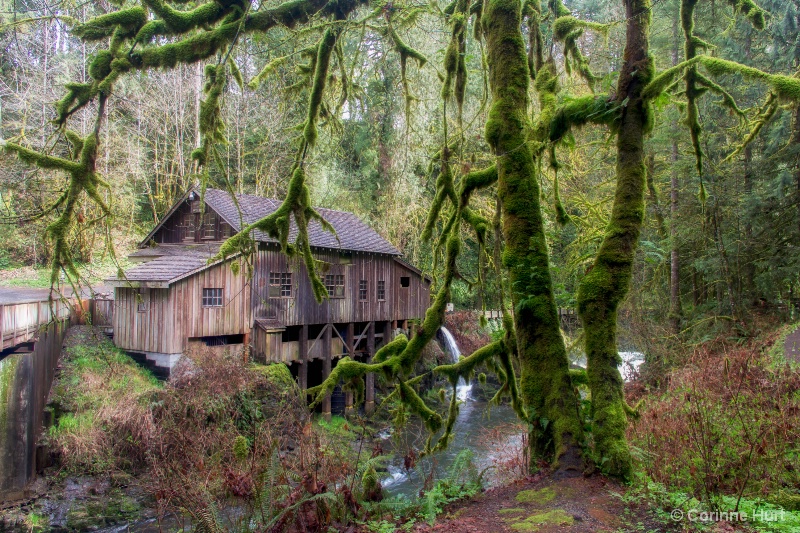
[393,262,430,322]
[90,299,114,329]
[113,288,175,353]
[251,244,428,326]
[152,201,232,244]
[170,260,251,342]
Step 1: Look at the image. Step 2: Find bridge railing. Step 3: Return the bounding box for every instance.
[1,298,73,352]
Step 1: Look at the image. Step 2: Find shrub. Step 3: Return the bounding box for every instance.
[628,330,800,509]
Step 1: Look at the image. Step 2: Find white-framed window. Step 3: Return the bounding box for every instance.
[202,288,223,307]
[359,280,368,301]
[324,274,345,298]
[269,272,292,298]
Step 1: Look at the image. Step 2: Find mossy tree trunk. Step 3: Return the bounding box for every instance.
[576,0,652,480]
[482,0,583,471]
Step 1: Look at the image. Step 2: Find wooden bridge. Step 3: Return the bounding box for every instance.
[1,291,74,354]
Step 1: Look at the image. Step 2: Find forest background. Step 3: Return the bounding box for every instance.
[2,0,799,335]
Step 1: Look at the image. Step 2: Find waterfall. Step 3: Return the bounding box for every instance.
[439,327,472,401]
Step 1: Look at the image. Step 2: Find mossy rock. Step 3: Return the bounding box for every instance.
[515,486,556,505]
[253,363,298,393]
[498,507,526,515]
[506,509,574,531]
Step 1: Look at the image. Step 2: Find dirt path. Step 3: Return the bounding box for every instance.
[413,473,689,533]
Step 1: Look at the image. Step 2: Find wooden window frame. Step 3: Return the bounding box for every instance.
[202,212,218,240]
[359,279,368,301]
[377,280,386,301]
[136,289,149,313]
[183,211,196,242]
[269,272,293,298]
[324,274,345,298]
[202,288,223,307]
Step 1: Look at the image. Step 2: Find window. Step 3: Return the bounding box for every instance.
[359,280,368,301]
[377,280,386,301]
[221,223,233,239]
[269,272,292,298]
[202,212,217,240]
[400,276,410,288]
[324,274,345,298]
[136,289,149,313]
[183,212,196,241]
[202,288,223,307]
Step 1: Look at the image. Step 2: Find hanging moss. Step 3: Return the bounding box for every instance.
[549,94,618,141]
[72,7,148,41]
[303,27,339,147]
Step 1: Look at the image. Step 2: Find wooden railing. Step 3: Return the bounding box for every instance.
[0,299,73,352]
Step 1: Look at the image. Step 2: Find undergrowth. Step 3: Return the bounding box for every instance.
[628,325,800,526]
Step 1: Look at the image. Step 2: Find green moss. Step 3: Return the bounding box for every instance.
[575,0,652,481]
[499,507,526,514]
[515,487,556,504]
[88,50,113,81]
[507,509,574,531]
[304,27,339,147]
[72,7,147,41]
[483,0,583,469]
[549,94,618,141]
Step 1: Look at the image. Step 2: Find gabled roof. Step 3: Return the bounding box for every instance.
[107,246,226,288]
[140,187,401,256]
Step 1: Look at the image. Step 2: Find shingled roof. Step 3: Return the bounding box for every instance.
[202,188,400,255]
[112,189,402,286]
[108,246,224,288]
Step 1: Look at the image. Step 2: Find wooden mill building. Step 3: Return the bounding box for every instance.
[108,188,430,413]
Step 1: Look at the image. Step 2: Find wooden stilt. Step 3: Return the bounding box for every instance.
[365,321,375,414]
[322,324,332,420]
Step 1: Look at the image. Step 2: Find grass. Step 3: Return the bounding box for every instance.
[48,329,160,473]
[0,256,133,288]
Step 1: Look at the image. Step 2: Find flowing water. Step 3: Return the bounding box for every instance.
[380,327,522,498]
[380,328,646,497]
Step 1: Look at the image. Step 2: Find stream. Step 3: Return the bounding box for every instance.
[380,327,646,498]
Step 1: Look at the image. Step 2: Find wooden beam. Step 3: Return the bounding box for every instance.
[365,321,375,414]
[307,324,327,359]
[322,323,332,419]
[299,324,308,390]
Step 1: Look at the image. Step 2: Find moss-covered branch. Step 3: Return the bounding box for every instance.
[549,94,619,142]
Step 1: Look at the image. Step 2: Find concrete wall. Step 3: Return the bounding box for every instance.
[0,319,68,500]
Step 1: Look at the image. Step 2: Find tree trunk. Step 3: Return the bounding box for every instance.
[482,0,583,472]
[576,0,651,480]
[670,141,682,334]
[669,6,682,335]
[794,106,800,242]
